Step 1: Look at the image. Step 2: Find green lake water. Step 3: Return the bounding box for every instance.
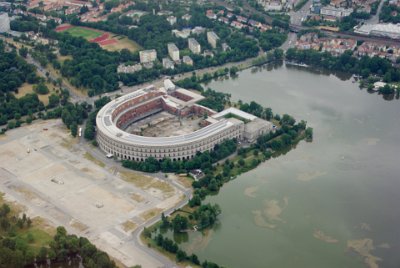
[174,64,400,268]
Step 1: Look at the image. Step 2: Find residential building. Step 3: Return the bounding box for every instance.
[167,43,180,61]
[203,50,214,57]
[182,55,193,66]
[188,38,201,54]
[162,57,175,69]
[207,31,219,49]
[139,49,157,63]
[0,12,10,33]
[192,26,206,35]
[117,63,143,73]
[182,14,191,21]
[167,15,177,25]
[206,9,217,19]
[172,28,191,39]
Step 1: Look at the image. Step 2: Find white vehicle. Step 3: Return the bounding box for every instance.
[106,153,114,158]
[78,127,82,137]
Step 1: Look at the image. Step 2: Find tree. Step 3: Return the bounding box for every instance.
[34,83,49,95]
[70,123,78,137]
[176,249,187,262]
[19,47,28,58]
[172,215,188,233]
[48,94,60,108]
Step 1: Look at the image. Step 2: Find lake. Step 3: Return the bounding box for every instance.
[175,64,400,268]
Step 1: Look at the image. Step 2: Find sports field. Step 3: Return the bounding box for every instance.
[56,24,141,52]
[64,26,102,40]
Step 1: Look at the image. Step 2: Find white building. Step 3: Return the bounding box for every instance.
[162,57,175,69]
[182,55,193,66]
[167,43,180,61]
[0,12,10,33]
[320,6,353,18]
[354,23,400,39]
[117,63,142,74]
[188,38,201,54]
[207,31,219,49]
[166,15,177,25]
[139,49,157,64]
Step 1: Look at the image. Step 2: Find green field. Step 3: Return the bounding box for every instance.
[64,27,102,40]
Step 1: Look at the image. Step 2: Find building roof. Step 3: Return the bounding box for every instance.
[212,107,257,121]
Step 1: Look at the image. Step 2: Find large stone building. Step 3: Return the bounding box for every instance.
[139,49,157,63]
[167,43,180,61]
[0,12,10,33]
[188,38,201,54]
[96,81,274,161]
[207,31,219,49]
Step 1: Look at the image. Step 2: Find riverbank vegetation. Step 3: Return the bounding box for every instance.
[286,48,400,97]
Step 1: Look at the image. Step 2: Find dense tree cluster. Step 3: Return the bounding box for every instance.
[122,139,237,173]
[256,29,287,51]
[58,34,120,96]
[286,48,400,83]
[10,15,40,32]
[0,93,44,129]
[0,204,116,268]
[49,227,116,268]
[0,41,38,94]
[198,88,231,112]
[380,1,400,23]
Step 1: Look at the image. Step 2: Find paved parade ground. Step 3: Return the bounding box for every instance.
[0,119,188,267]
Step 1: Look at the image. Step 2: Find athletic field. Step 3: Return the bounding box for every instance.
[56,25,141,52]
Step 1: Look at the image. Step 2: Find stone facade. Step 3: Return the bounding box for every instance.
[96,84,272,161]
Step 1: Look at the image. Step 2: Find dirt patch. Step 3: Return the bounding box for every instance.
[14,83,54,105]
[61,137,77,149]
[70,219,89,232]
[121,220,137,232]
[32,216,56,236]
[84,152,105,168]
[139,208,162,221]
[119,171,153,188]
[130,193,144,203]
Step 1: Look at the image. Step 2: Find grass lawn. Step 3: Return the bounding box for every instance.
[64,27,102,40]
[102,36,142,52]
[14,83,57,106]
[17,227,53,254]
